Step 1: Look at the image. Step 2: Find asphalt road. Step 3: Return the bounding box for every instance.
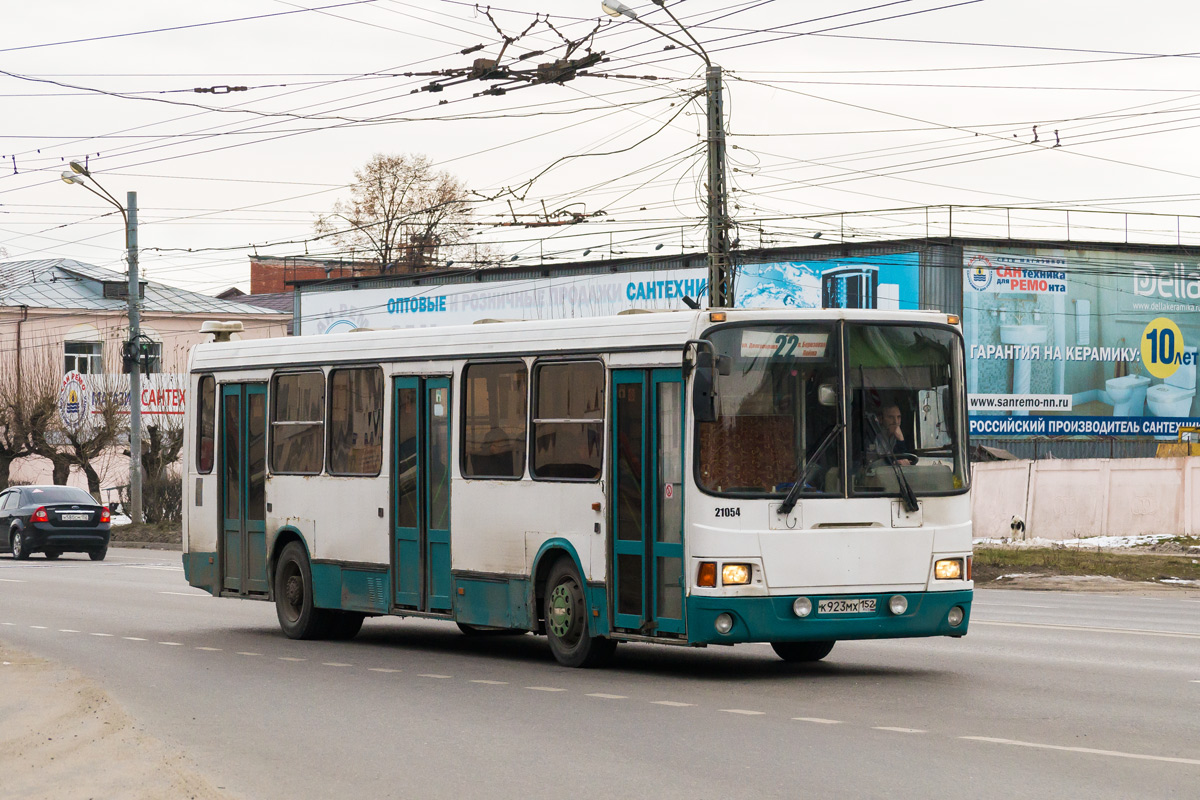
[1,547,1198,800]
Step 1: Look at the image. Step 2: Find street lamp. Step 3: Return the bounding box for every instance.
[602,0,732,307]
[61,163,143,525]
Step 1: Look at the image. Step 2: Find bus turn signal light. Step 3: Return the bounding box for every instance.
[935,558,963,580]
[721,563,751,585]
[697,562,717,587]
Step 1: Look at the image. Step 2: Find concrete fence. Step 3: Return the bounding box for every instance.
[971,457,1199,540]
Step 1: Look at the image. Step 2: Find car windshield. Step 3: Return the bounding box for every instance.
[23,487,96,504]
[848,324,968,497]
[697,324,841,496]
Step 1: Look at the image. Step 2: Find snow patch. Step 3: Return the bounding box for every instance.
[974,534,1176,549]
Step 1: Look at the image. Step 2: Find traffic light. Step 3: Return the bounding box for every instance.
[122,336,157,373]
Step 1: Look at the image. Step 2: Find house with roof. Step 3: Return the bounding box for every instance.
[0,258,289,489]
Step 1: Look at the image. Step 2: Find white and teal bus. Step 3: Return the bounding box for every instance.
[182,308,973,667]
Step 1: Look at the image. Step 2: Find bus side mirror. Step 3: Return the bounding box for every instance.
[818,382,838,407]
[693,351,718,423]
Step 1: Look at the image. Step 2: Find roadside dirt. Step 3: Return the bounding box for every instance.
[0,642,237,800]
[981,573,1200,595]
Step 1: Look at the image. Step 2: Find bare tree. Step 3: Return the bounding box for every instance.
[315,153,476,272]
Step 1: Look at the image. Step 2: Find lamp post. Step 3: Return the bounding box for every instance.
[601,0,732,307]
[61,164,142,524]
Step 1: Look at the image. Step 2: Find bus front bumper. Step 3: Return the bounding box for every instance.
[686,589,972,645]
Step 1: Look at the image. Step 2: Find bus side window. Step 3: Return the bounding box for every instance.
[462,362,527,479]
[196,375,215,473]
[271,371,325,474]
[531,360,604,481]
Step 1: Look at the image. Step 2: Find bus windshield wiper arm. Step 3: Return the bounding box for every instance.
[883,452,920,513]
[779,422,843,516]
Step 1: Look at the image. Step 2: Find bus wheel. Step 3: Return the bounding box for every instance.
[275,541,330,640]
[771,640,835,662]
[328,612,365,640]
[544,559,616,668]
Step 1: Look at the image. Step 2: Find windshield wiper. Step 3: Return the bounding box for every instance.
[778,422,843,516]
[883,451,920,513]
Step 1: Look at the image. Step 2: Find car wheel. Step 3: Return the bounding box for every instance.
[44,550,61,560]
[11,530,29,560]
[770,640,835,663]
[544,558,616,668]
[89,547,107,562]
[274,541,331,640]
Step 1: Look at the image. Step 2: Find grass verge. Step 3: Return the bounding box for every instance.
[974,546,1200,584]
[110,522,181,546]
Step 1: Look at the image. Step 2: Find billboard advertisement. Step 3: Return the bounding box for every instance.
[298,253,921,335]
[964,248,1200,438]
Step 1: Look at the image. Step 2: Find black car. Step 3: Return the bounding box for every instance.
[0,485,111,561]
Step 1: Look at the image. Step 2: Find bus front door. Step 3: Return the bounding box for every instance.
[391,377,453,613]
[611,369,685,637]
[219,384,268,596]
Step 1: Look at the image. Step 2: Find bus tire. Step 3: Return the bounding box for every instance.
[544,559,616,668]
[275,541,330,640]
[328,612,365,640]
[771,640,835,663]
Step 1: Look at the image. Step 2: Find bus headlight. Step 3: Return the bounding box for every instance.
[935,558,963,580]
[948,606,965,627]
[888,595,908,615]
[714,613,734,634]
[721,563,751,585]
[792,597,812,618]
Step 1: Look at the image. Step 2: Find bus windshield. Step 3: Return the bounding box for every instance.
[848,323,968,497]
[697,324,842,497]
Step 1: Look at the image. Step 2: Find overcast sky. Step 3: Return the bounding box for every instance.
[3,0,1199,294]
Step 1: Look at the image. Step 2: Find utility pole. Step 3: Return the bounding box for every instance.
[601,1,733,307]
[705,65,732,308]
[61,164,143,523]
[126,192,142,526]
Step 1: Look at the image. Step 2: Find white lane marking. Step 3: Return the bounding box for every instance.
[91,633,113,637]
[1191,680,1200,684]
[979,603,1055,609]
[1,622,14,625]
[323,662,353,667]
[652,701,694,707]
[973,620,1200,640]
[0,578,25,583]
[723,709,766,716]
[368,668,400,673]
[874,727,927,734]
[526,686,566,692]
[794,717,842,725]
[158,642,183,646]
[277,656,304,661]
[59,629,80,633]
[159,591,208,597]
[122,637,146,641]
[419,673,452,679]
[195,647,223,652]
[236,652,261,656]
[587,693,627,699]
[962,736,1200,766]
[470,680,507,685]
[29,625,47,629]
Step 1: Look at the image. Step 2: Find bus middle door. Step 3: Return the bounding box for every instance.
[391,376,452,613]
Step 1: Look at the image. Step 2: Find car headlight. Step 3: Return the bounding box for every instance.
[721,563,751,585]
[935,558,963,580]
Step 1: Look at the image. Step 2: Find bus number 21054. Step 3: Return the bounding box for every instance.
[715,507,741,518]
